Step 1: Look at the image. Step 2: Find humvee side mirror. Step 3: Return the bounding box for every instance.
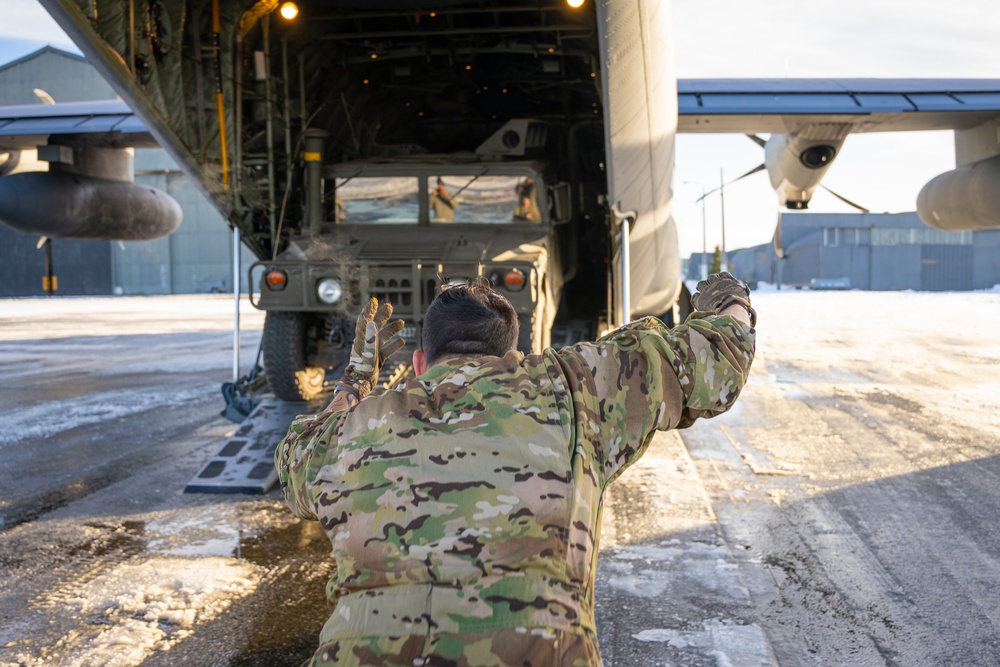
[550,182,572,225]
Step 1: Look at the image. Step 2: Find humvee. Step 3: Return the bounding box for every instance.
[251,121,607,400]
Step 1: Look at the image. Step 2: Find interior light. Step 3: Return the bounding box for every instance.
[279,2,298,20]
[567,0,585,8]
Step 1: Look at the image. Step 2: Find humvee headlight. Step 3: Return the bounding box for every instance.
[317,278,343,304]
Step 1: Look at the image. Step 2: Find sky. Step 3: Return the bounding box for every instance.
[4,0,1000,257]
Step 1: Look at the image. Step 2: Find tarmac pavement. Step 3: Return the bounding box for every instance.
[3,290,1000,665]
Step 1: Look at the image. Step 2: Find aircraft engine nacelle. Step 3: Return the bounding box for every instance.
[916,155,1000,231]
[765,131,846,208]
[0,171,182,240]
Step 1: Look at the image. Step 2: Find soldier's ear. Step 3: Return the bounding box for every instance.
[412,349,427,376]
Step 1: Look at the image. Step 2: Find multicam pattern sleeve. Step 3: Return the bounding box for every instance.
[276,395,352,521]
[555,313,755,483]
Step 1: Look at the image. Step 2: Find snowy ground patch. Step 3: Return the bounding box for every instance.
[0,384,216,449]
[11,556,260,667]
[633,619,773,666]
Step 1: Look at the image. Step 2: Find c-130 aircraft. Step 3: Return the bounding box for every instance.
[8,0,1000,401]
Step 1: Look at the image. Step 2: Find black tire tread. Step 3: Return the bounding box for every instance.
[262,311,326,401]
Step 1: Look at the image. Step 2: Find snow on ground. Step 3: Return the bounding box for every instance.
[632,620,773,666]
[0,295,265,341]
[1,294,265,383]
[747,290,1000,437]
[0,384,216,449]
[0,503,297,667]
[11,556,261,667]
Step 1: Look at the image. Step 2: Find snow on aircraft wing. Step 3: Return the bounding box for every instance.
[678,78,1000,134]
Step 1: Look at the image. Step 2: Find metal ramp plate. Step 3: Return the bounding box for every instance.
[185,396,324,494]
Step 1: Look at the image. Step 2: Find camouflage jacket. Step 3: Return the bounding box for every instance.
[275,313,755,665]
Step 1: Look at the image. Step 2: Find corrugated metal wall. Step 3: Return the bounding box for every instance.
[0,226,111,296]
[920,246,973,291]
[819,246,870,289]
[973,232,1000,290]
[871,246,921,290]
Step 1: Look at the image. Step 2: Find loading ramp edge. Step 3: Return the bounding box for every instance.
[185,396,325,494]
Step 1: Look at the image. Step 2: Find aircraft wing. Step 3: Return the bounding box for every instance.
[0,99,156,150]
[12,79,1000,147]
[0,99,178,241]
[677,78,1000,134]
[677,78,1000,232]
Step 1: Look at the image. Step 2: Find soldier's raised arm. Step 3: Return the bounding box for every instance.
[274,297,405,520]
[554,272,756,484]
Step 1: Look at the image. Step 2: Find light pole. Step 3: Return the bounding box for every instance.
[699,188,708,279]
[719,168,728,272]
[684,182,710,280]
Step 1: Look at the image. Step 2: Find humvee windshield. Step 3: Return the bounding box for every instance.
[327,176,418,224]
[324,174,541,225]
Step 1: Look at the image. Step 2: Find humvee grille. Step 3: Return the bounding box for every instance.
[373,277,414,309]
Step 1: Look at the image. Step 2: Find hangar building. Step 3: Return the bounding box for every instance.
[689,212,1000,291]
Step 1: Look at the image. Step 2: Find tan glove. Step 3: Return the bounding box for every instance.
[691,271,757,327]
[335,297,406,398]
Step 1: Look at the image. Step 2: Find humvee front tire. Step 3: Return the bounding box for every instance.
[262,311,326,401]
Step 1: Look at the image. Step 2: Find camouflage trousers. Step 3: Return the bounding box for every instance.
[304,628,602,667]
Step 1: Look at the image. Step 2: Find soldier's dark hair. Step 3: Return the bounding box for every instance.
[421,280,519,364]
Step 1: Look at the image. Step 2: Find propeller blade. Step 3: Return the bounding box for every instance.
[33,88,56,105]
[0,149,21,177]
[736,162,767,181]
[773,210,785,260]
[819,183,870,213]
[696,163,766,202]
[746,134,767,148]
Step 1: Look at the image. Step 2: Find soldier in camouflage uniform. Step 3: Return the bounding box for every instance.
[276,274,756,666]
